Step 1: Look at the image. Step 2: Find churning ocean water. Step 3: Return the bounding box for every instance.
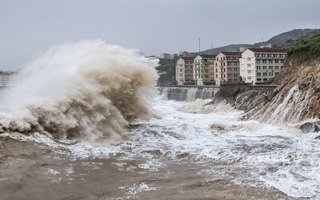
[0,41,319,200]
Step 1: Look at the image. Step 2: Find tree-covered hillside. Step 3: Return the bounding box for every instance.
[200,29,315,55]
[267,29,313,46]
[283,29,320,63]
[156,58,178,86]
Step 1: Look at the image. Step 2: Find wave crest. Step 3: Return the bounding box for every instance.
[0,40,159,142]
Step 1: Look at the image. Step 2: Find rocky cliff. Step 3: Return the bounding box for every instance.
[236,64,320,123]
[233,30,320,123]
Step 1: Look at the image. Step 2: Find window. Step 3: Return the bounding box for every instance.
[233,68,238,71]
[281,60,285,63]
[256,54,260,57]
[257,78,261,81]
[275,60,279,63]
[248,70,251,73]
[275,66,279,70]
[263,72,267,76]
[257,66,261,70]
[263,66,267,69]
[269,66,273,70]
[228,74,232,77]
[269,72,273,76]
[233,74,238,77]
[247,57,251,61]
[263,60,267,63]
[228,68,232,71]
[269,60,273,63]
[247,63,251,67]
[257,72,261,76]
[256,60,261,64]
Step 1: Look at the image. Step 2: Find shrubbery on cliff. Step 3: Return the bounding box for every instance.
[284,29,320,63]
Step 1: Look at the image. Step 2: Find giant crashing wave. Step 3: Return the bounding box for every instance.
[0,40,159,142]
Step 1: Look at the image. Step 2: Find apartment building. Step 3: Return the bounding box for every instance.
[175,57,195,85]
[193,55,215,86]
[214,52,242,86]
[0,71,18,87]
[239,48,287,85]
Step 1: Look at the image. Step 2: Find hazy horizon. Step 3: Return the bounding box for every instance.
[1,0,320,70]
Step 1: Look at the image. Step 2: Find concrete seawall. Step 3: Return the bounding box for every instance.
[158,86,219,101]
[159,84,278,102]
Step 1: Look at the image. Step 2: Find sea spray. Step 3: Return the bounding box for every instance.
[0,40,159,142]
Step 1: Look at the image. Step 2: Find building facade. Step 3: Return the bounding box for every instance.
[175,57,195,85]
[0,71,18,87]
[193,55,215,86]
[214,52,242,86]
[239,48,287,85]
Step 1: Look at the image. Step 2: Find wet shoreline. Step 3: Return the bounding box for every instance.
[0,135,303,200]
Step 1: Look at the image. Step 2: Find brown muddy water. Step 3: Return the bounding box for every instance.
[0,136,300,200]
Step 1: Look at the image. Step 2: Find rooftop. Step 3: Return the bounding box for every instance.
[220,52,242,56]
[247,48,287,53]
[180,57,196,61]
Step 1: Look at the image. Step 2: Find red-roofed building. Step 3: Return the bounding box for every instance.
[176,57,196,85]
[239,48,287,85]
[214,52,242,85]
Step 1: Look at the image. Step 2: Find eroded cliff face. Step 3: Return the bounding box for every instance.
[235,59,320,123]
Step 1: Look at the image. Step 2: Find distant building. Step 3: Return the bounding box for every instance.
[160,53,171,59]
[239,48,287,85]
[179,51,189,57]
[0,71,18,87]
[175,57,195,85]
[240,47,248,52]
[214,52,242,86]
[260,43,273,48]
[193,55,215,86]
[160,53,179,60]
[170,54,179,59]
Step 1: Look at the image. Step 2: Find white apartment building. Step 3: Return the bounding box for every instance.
[175,57,195,85]
[240,48,287,85]
[214,52,242,86]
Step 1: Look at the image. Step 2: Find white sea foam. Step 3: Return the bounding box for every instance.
[6,96,317,198]
[0,40,159,142]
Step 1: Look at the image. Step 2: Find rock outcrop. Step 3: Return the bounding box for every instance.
[236,66,320,123]
[299,121,320,133]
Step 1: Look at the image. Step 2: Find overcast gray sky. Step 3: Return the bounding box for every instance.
[1,0,320,70]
